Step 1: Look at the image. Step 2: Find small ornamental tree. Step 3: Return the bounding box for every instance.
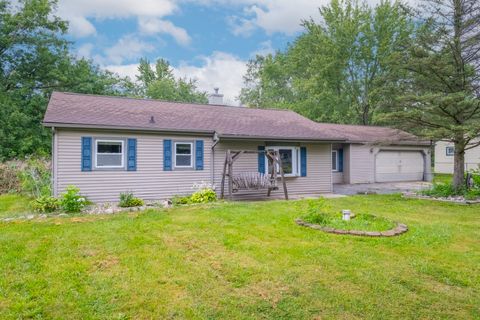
[386,0,480,189]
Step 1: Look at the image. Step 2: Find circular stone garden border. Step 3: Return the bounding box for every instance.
[295,218,408,237]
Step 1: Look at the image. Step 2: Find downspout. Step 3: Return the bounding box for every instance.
[211,132,220,189]
[51,127,56,197]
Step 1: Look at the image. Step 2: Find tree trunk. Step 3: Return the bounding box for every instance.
[453,141,465,190]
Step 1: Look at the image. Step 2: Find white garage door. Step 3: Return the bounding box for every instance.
[375,151,424,182]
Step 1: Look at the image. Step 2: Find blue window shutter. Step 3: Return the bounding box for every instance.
[195,140,204,170]
[300,147,307,177]
[127,138,137,171]
[163,139,172,171]
[258,146,265,173]
[81,137,92,171]
[338,149,344,172]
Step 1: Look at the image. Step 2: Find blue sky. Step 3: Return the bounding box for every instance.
[55,0,323,104]
[56,0,416,103]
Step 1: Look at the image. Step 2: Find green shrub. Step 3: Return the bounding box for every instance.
[465,189,480,200]
[31,196,60,213]
[60,185,87,213]
[302,211,332,225]
[468,169,480,188]
[171,188,217,206]
[17,157,51,197]
[297,198,332,224]
[119,192,144,207]
[171,194,192,205]
[190,188,216,204]
[422,181,480,200]
[422,183,460,198]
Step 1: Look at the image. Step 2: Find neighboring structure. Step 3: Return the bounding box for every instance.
[43,92,432,203]
[434,140,480,173]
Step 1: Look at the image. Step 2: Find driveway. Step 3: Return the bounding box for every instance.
[333,181,432,195]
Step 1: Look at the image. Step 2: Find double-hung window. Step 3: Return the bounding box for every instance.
[266,147,299,177]
[95,140,124,168]
[332,150,338,171]
[446,146,454,156]
[174,142,193,168]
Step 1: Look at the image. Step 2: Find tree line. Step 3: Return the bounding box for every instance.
[1,0,479,189]
[240,0,480,189]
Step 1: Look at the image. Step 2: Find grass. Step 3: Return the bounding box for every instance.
[0,194,479,319]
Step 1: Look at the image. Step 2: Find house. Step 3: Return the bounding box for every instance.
[434,140,480,173]
[43,92,432,203]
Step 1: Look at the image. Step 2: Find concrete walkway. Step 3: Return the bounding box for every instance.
[333,181,432,195]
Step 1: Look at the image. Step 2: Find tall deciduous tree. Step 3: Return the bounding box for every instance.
[240,0,413,125]
[136,58,208,104]
[385,0,480,189]
[0,0,135,160]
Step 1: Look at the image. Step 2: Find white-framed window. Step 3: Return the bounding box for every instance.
[446,146,454,156]
[174,142,193,168]
[95,139,124,168]
[332,150,338,171]
[265,146,299,177]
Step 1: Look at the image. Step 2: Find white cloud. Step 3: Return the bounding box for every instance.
[98,35,154,65]
[105,64,141,80]
[57,0,187,42]
[174,52,247,105]
[67,16,97,38]
[138,18,191,46]
[222,0,419,36]
[228,15,257,37]
[76,43,95,59]
[105,51,248,105]
[251,40,274,57]
[228,0,321,36]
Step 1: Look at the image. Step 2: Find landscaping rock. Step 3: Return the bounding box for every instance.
[321,227,335,233]
[402,192,480,205]
[349,230,366,236]
[380,230,397,237]
[295,218,408,237]
[26,214,35,220]
[161,199,173,208]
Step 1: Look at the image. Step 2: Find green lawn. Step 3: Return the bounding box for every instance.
[0,195,479,319]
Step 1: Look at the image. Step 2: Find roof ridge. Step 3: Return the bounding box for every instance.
[53,91,298,113]
[315,121,408,131]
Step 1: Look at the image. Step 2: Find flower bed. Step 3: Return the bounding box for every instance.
[403,192,480,205]
[295,198,407,237]
[295,218,408,237]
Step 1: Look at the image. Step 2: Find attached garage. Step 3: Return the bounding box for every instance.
[375,150,425,182]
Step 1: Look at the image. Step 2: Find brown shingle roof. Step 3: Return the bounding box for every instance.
[43,92,428,145]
